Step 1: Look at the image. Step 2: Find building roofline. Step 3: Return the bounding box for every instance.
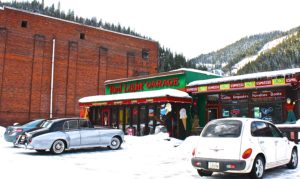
[105,70,184,85]
[105,68,220,85]
[188,68,300,87]
[3,6,158,43]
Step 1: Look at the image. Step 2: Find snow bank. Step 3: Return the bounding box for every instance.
[0,126,5,140]
[175,136,199,157]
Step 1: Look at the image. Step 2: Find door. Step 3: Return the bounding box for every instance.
[63,120,81,147]
[79,120,100,145]
[207,107,218,121]
[251,121,277,167]
[101,108,110,126]
[268,124,288,162]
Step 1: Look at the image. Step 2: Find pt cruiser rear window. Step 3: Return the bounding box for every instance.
[202,120,242,138]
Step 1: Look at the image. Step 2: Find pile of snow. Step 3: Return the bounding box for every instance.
[0,126,5,140]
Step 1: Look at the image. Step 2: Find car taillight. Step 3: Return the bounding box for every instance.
[242,148,252,159]
[192,148,197,157]
[28,138,32,143]
[14,128,23,133]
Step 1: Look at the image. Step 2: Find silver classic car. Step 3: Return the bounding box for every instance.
[16,118,124,154]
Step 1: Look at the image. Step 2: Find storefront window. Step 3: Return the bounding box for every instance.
[252,102,283,123]
[221,93,249,118]
[251,90,285,124]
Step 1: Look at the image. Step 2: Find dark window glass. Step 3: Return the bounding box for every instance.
[268,123,283,137]
[68,120,78,129]
[63,122,68,130]
[21,20,27,28]
[79,120,89,128]
[80,33,85,40]
[64,120,78,130]
[251,121,273,137]
[51,121,64,132]
[202,120,242,138]
[142,49,149,59]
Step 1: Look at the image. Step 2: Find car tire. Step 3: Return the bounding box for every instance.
[197,169,213,176]
[108,136,121,150]
[50,140,65,154]
[250,156,265,179]
[287,148,298,169]
[36,149,46,153]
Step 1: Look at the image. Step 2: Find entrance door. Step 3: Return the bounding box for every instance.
[101,108,110,126]
[207,107,218,121]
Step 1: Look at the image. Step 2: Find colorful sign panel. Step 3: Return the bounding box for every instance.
[106,74,186,94]
[189,77,297,93]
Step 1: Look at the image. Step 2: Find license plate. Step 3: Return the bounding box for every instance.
[208,162,220,170]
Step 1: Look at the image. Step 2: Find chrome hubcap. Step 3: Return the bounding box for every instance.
[53,141,64,153]
[255,159,264,177]
[292,151,298,166]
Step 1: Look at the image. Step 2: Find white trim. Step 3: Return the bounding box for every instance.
[3,6,157,43]
[188,68,300,87]
[105,71,183,84]
[50,38,55,118]
[79,89,191,103]
[171,68,221,76]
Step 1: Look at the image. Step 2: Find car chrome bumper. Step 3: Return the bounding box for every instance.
[191,157,246,172]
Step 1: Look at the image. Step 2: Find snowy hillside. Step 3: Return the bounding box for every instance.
[231,33,296,74]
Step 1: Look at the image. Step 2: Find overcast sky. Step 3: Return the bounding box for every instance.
[3,0,300,59]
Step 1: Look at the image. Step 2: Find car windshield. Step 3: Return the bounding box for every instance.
[40,120,53,128]
[202,120,242,138]
[22,119,43,128]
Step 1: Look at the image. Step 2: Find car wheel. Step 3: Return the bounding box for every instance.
[108,137,121,150]
[287,148,298,169]
[51,140,65,154]
[250,156,265,179]
[197,169,213,176]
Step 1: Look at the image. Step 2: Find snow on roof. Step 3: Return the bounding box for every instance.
[171,68,221,76]
[3,6,156,43]
[105,71,183,84]
[79,89,191,103]
[188,68,300,87]
[105,68,219,84]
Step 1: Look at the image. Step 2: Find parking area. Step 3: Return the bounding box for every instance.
[1,128,300,179]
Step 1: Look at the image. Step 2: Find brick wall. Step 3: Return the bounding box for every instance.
[0,7,158,126]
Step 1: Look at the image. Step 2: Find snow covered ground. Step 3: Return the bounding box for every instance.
[0,126,300,179]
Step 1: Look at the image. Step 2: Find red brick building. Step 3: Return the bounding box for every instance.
[0,7,158,126]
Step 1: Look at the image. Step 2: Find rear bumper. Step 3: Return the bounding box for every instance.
[4,133,17,143]
[191,157,247,172]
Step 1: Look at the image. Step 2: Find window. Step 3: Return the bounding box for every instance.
[63,120,79,130]
[50,121,64,132]
[80,33,85,40]
[202,120,242,138]
[21,20,28,28]
[251,121,281,137]
[142,49,149,59]
[79,120,90,128]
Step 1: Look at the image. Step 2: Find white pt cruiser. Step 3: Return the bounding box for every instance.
[191,118,298,179]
